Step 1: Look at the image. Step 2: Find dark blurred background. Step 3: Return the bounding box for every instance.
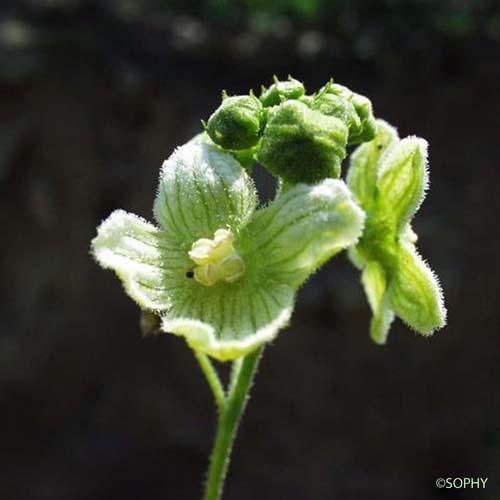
[1,0,499,499]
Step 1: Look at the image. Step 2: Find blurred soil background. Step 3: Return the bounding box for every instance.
[0,1,499,499]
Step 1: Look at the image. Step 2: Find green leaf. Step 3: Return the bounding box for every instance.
[241,179,365,287]
[376,136,428,230]
[347,119,399,208]
[153,142,257,244]
[91,210,188,311]
[388,243,446,335]
[361,261,394,344]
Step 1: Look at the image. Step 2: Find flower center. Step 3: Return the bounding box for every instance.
[188,229,245,287]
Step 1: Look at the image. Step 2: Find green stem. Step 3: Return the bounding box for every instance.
[203,346,263,500]
[194,350,226,410]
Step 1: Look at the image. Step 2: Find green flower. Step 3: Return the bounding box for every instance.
[92,141,365,360]
[347,120,446,344]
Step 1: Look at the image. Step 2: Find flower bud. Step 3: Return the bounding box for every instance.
[350,93,377,144]
[206,95,264,150]
[318,82,377,145]
[257,100,348,183]
[312,92,361,133]
[260,76,305,107]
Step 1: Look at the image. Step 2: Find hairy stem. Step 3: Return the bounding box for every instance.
[202,346,263,500]
[194,350,226,410]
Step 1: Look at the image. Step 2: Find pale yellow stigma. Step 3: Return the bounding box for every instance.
[188,229,245,286]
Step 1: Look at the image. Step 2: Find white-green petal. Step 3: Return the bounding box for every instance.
[153,142,257,243]
[361,261,394,344]
[91,210,188,311]
[347,119,399,208]
[241,179,365,288]
[161,282,294,361]
[376,136,428,230]
[388,243,446,335]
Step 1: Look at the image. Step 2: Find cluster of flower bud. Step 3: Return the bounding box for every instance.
[205,76,377,185]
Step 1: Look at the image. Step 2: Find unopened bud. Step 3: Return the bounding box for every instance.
[206,95,264,150]
[318,82,377,144]
[260,76,305,107]
[258,100,348,184]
